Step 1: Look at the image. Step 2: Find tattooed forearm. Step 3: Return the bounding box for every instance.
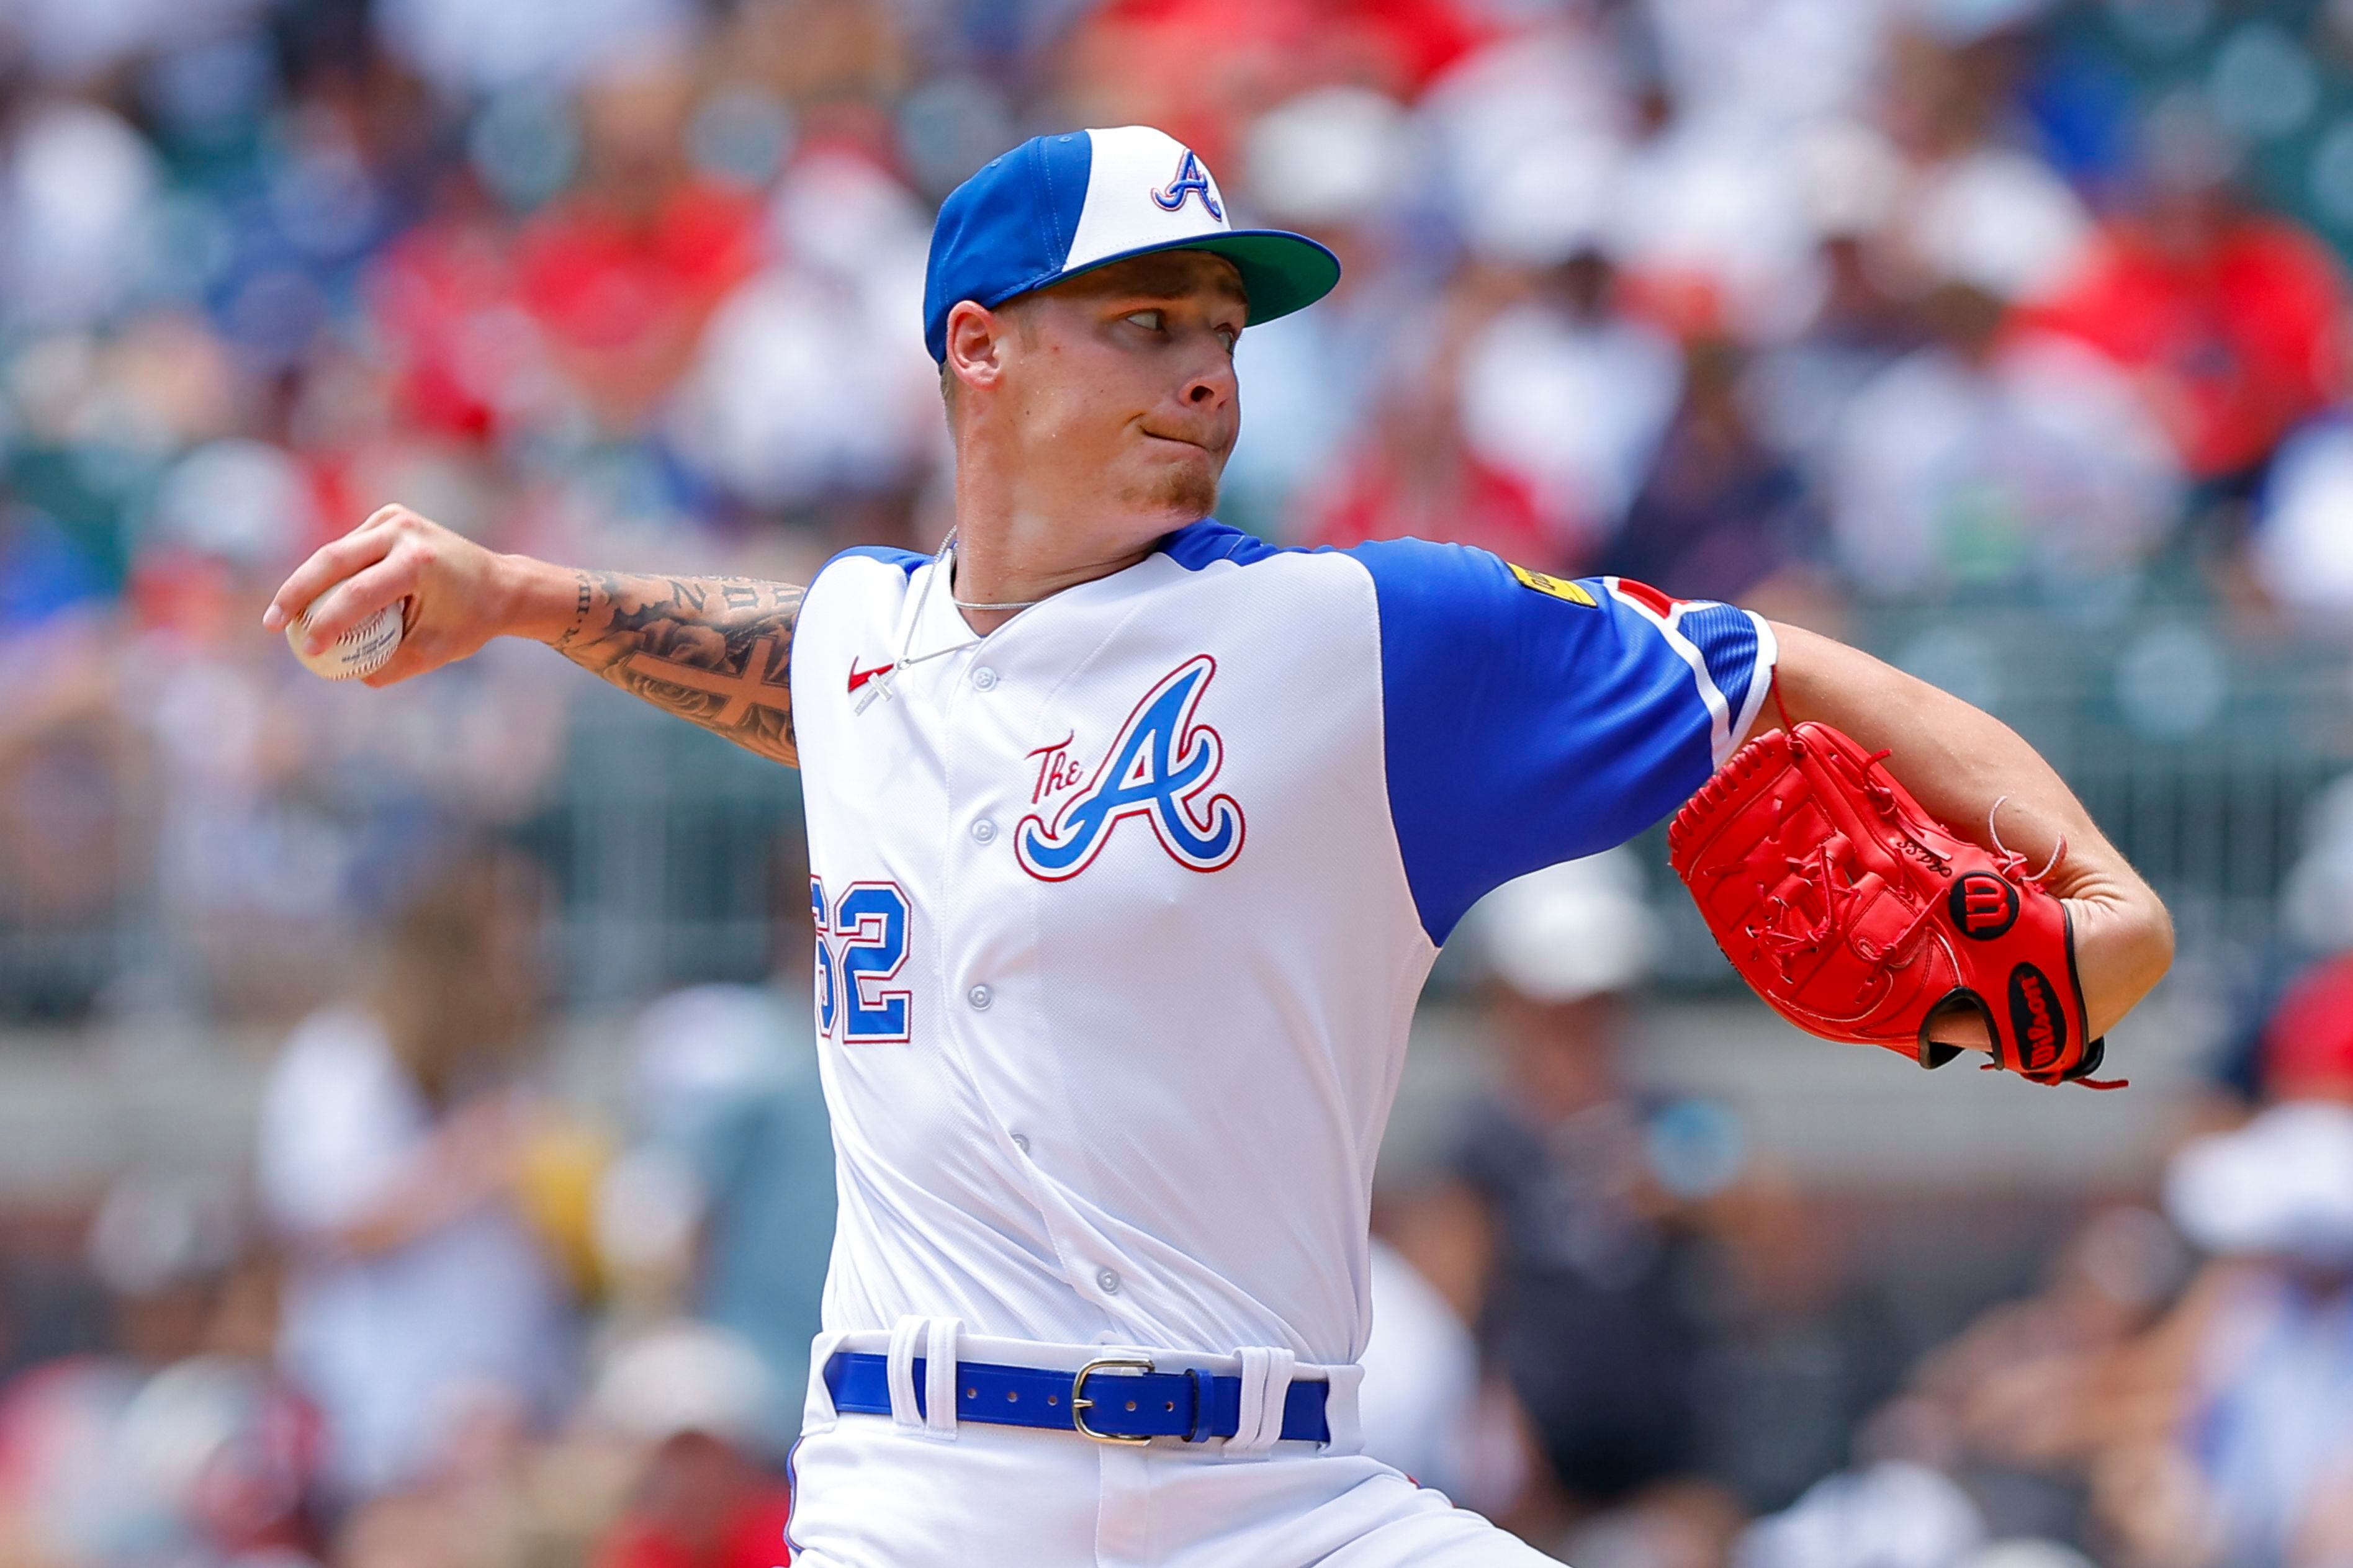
[556,570,594,649]
[556,571,808,766]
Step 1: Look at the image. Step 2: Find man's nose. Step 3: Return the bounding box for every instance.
[1183,355,1236,410]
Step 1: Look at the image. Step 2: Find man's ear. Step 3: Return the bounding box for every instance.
[944,300,1009,399]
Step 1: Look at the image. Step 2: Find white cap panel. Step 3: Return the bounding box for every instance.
[1065,125,1233,272]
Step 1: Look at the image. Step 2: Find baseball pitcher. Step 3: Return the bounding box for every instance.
[267,126,2174,1566]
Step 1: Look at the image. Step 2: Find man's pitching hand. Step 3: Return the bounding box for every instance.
[263,506,566,687]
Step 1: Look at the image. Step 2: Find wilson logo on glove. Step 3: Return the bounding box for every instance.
[1950,873,2019,939]
[2008,964,2067,1072]
[1667,715,2119,1089]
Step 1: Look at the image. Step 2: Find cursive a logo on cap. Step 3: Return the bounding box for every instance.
[1150,148,1223,221]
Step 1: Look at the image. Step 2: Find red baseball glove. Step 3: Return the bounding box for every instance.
[1667,717,2118,1088]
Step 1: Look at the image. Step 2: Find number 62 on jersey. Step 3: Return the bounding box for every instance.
[811,877,912,1044]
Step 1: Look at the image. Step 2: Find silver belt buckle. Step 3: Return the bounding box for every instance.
[1069,1356,1155,1445]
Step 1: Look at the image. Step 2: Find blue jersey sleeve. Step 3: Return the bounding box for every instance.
[1352,539,1778,944]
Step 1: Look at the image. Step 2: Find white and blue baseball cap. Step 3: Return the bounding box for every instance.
[922,125,1341,362]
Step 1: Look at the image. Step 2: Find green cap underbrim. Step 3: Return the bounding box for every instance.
[1037,228,1343,332]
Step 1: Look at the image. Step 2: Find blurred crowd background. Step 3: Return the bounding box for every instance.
[7,0,2353,1561]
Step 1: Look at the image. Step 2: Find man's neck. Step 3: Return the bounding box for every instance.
[947,477,1175,635]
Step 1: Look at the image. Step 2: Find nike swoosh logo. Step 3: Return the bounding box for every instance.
[848,660,896,694]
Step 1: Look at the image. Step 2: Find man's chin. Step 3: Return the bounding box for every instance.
[1161,475,1221,522]
[1115,463,1222,525]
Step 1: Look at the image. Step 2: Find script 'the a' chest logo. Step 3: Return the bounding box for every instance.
[1015,655,1245,881]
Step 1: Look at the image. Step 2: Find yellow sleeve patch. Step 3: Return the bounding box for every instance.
[1506,563,1598,607]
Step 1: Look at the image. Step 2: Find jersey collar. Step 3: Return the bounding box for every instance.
[898,518,1242,665]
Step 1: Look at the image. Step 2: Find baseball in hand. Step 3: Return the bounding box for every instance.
[288,596,407,680]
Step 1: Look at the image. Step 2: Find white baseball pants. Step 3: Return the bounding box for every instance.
[784,1322,1557,1568]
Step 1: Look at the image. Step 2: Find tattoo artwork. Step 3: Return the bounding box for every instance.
[556,572,809,766]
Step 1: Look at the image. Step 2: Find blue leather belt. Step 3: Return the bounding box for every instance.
[822,1351,1331,1446]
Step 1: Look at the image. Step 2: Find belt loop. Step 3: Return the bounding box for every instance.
[922,1317,962,1439]
[1184,1368,1217,1443]
[1316,1361,1364,1454]
[803,1330,850,1432]
[885,1315,929,1432]
[1225,1346,1297,1459]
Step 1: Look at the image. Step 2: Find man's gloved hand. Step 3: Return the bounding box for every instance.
[1668,719,2119,1088]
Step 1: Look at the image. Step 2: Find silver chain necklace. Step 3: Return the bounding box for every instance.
[943,532,1045,611]
[854,531,1039,714]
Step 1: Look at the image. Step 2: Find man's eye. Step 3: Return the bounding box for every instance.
[1216,326,1239,352]
[1125,310,1164,331]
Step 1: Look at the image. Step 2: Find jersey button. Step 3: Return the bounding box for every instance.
[966,983,993,1011]
[1011,1132,1030,1155]
[971,666,999,691]
[971,818,998,844]
[1096,1268,1121,1294]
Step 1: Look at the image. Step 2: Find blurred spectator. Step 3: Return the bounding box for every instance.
[592,836,833,1449]
[1876,31,2096,310]
[0,1175,320,1564]
[1454,249,1684,558]
[600,974,835,1449]
[1414,851,1713,1520]
[1356,1234,1490,1503]
[0,101,163,336]
[1745,121,1914,430]
[1300,287,1556,565]
[2283,776,2353,955]
[1056,0,1481,174]
[0,513,127,1021]
[1217,85,1421,542]
[1824,282,2182,594]
[1417,24,1684,555]
[665,146,938,532]
[375,0,693,97]
[1610,337,1827,603]
[2249,414,2353,634]
[513,56,763,434]
[588,1321,794,1568]
[2066,964,2353,1567]
[2249,954,2353,1106]
[1604,86,1823,344]
[1761,34,2187,598]
[1894,140,2093,310]
[1683,1171,1911,1517]
[1736,1460,1987,1568]
[2025,122,2351,490]
[256,854,577,1505]
[125,437,361,1023]
[1914,1207,2188,1541]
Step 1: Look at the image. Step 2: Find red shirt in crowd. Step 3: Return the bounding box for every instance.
[1063,0,1484,169]
[2262,952,2353,1101]
[2025,212,2350,480]
[1303,436,1558,566]
[595,1486,798,1568]
[514,182,761,357]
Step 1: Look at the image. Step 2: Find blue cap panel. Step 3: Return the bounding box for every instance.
[923,133,1093,362]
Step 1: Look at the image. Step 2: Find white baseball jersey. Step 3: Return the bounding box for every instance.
[788,521,1776,1368]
